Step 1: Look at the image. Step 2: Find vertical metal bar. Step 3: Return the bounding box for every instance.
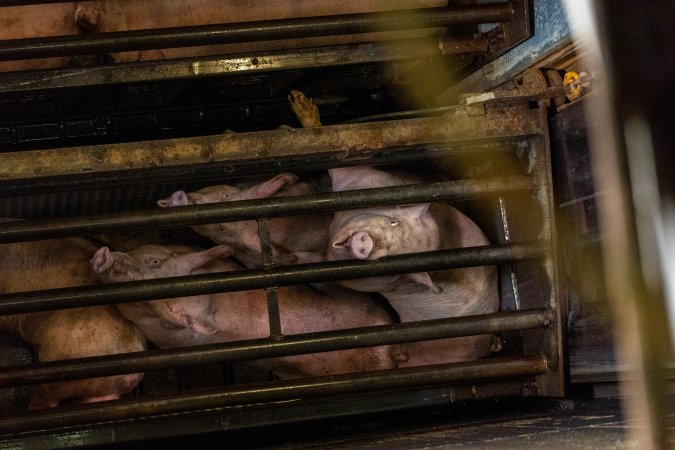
[530,116,565,396]
[257,217,282,337]
[499,195,522,310]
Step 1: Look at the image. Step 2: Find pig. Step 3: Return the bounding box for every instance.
[0,4,81,72]
[297,165,501,366]
[75,0,449,64]
[289,91,500,366]
[157,173,333,269]
[90,243,402,378]
[0,237,146,409]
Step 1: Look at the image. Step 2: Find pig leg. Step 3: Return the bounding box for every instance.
[79,393,120,403]
[289,90,322,127]
[28,387,59,410]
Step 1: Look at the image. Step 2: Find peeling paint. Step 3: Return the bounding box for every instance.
[483,0,573,84]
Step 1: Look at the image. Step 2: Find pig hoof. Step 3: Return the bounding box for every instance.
[288,90,321,128]
[490,335,503,353]
[394,351,409,363]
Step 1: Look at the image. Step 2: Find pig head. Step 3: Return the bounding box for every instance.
[92,243,401,377]
[157,173,331,268]
[298,165,501,365]
[91,244,230,345]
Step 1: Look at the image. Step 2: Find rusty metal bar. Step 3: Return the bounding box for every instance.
[439,35,490,55]
[0,241,545,315]
[0,5,513,61]
[0,107,543,185]
[0,308,551,388]
[0,176,533,243]
[0,354,548,434]
[258,217,283,337]
[0,38,450,93]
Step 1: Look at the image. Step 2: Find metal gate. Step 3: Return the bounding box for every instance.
[0,2,565,448]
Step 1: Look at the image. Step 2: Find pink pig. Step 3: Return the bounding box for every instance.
[91,243,401,378]
[290,91,500,365]
[0,237,146,409]
[157,173,332,268]
[294,165,501,366]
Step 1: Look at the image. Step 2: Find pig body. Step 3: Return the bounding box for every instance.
[76,0,448,64]
[288,90,500,365]
[91,244,400,378]
[0,237,146,409]
[157,173,332,268]
[0,4,81,72]
[297,164,500,366]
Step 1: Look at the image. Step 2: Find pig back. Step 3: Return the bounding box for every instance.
[0,4,80,72]
[0,237,101,339]
[82,0,449,63]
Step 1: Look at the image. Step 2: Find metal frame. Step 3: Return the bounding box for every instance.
[0,97,564,446]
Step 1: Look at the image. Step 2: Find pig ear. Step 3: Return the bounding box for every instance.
[403,203,431,218]
[250,173,299,199]
[166,304,218,335]
[190,317,218,335]
[182,245,232,271]
[157,191,189,208]
[404,272,443,294]
[75,3,101,31]
[91,247,113,273]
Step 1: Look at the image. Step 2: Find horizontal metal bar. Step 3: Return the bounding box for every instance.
[0,382,527,449]
[0,107,543,184]
[0,241,545,315]
[0,38,443,92]
[0,308,551,387]
[0,354,547,434]
[0,176,532,243]
[0,5,513,61]
[0,0,78,4]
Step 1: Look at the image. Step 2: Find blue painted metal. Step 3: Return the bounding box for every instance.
[480,0,573,84]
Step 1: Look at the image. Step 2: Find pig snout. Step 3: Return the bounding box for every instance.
[91,247,113,273]
[334,231,373,259]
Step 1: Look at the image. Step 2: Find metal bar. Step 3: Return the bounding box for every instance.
[0,5,514,61]
[258,217,283,337]
[0,242,545,315]
[0,382,527,449]
[0,354,548,434]
[439,35,490,55]
[0,0,80,4]
[0,308,550,388]
[0,143,523,198]
[0,176,533,243]
[0,39,442,93]
[0,107,543,185]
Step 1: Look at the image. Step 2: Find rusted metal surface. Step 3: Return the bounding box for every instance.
[439,35,489,55]
[0,39,445,93]
[0,106,543,183]
[0,354,548,435]
[0,308,551,388]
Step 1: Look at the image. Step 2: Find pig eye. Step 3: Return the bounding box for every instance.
[145,258,162,267]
